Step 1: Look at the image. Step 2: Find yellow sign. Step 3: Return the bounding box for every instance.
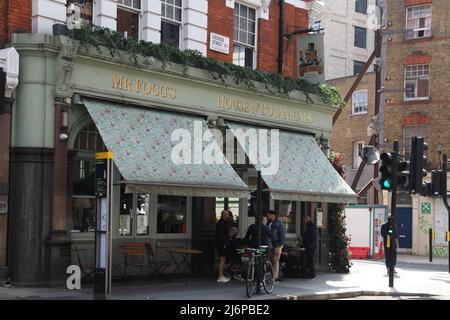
[432,231,435,239]
[96,152,114,159]
[217,95,313,124]
[447,231,450,242]
[112,74,177,99]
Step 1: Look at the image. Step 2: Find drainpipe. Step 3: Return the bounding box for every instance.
[277,0,285,75]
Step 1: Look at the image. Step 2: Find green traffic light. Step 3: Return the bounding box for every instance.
[383,180,392,188]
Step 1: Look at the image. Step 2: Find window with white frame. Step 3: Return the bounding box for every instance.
[117,0,141,39]
[406,4,432,39]
[117,0,141,10]
[403,125,428,156]
[161,0,182,48]
[233,3,256,69]
[352,90,368,114]
[405,64,430,100]
[353,141,365,169]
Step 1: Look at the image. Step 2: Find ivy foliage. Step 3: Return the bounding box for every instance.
[328,152,352,273]
[71,26,344,107]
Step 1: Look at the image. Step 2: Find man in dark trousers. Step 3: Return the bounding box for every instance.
[215,210,231,282]
[302,215,318,279]
[380,214,399,274]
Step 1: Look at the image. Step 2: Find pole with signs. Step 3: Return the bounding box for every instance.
[94,151,114,300]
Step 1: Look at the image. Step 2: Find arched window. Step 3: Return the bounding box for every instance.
[71,122,106,234]
[73,122,106,151]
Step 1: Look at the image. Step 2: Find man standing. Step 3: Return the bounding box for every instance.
[215,210,231,283]
[266,210,285,281]
[380,214,399,274]
[302,215,318,279]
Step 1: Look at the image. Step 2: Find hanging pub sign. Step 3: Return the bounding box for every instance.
[296,33,325,83]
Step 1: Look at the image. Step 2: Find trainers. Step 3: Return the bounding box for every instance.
[217,276,230,283]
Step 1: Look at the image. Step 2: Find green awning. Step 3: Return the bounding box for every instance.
[83,98,249,198]
[227,121,358,204]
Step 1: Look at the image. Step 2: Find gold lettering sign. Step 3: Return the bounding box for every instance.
[217,95,313,124]
[112,74,177,99]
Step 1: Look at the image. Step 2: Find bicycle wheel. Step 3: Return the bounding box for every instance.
[262,261,275,294]
[246,261,255,298]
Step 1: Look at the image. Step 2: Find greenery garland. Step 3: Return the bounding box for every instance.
[328,152,352,273]
[71,26,345,107]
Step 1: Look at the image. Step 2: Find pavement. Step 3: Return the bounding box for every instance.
[0,254,449,300]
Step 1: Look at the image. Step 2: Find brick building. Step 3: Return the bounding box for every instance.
[0,0,358,285]
[329,72,377,203]
[383,0,450,168]
[381,0,450,254]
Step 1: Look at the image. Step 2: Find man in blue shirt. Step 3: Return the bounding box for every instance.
[266,210,286,281]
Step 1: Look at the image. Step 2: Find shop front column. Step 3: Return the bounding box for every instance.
[0,98,12,278]
[44,101,71,286]
[191,197,216,277]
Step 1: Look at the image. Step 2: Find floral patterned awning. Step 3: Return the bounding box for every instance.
[227,121,357,204]
[83,99,249,198]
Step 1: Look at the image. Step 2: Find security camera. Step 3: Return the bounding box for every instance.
[60,133,69,141]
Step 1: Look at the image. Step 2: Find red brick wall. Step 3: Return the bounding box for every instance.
[258,2,308,77]
[0,0,32,48]
[404,0,432,6]
[207,0,234,63]
[207,1,309,78]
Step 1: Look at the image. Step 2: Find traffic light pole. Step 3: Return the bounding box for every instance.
[441,154,450,273]
[389,141,399,287]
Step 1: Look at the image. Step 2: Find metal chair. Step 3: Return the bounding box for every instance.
[121,242,146,283]
[73,244,95,282]
[145,242,171,282]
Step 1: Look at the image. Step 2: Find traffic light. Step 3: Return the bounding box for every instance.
[379,152,395,190]
[431,170,444,196]
[409,137,428,195]
[397,157,409,191]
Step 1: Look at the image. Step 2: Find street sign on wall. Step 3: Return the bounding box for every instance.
[209,33,230,54]
[296,33,325,83]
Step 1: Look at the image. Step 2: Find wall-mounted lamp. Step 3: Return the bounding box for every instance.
[385,76,391,81]
[385,98,391,103]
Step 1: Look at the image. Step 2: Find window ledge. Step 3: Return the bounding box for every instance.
[350,112,368,117]
[404,97,431,102]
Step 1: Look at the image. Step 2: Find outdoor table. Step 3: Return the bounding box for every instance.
[166,247,203,284]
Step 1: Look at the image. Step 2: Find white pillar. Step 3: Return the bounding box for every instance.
[181,0,208,55]
[141,0,162,43]
[32,0,67,34]
[93,0,117,31]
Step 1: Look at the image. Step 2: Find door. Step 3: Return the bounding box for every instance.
[396,207,412,249]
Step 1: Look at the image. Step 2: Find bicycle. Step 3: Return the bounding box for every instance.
[237,245,275,298]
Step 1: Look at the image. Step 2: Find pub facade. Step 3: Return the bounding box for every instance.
[2,0,357,286]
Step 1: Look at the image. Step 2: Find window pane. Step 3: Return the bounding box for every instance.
[417,79,429,97]
[354,27,367,48]
[240,17,247,31]
[175,0,182,7]
[72,197,96,232]
[167,6,174,19]
[73,160,96,196]
[353,61,365,75]
[248,33,255,46]
[274,201,296,234]
[239,30,247,44]
[157,195,187,234]
[248,8,255,20]
[240,5,247,18]
[136,194,150,236]
[248,21,255,33]
[175,8,182,22]
[355,0,367,14]
[119,186,133,236]
[161,3,165,17]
